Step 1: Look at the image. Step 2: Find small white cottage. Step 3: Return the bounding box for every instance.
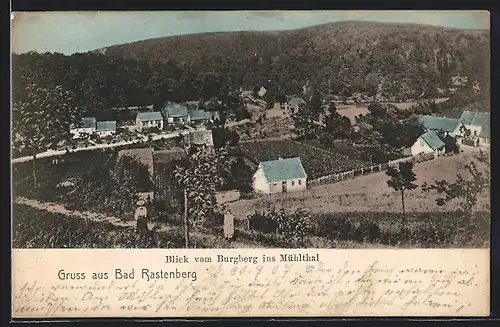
[404,131,445,157]
[252,157,307,194]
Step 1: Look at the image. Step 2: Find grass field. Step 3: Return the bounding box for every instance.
[226,150,490,216]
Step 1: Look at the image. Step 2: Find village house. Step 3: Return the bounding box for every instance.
[279,96,306,112]
[257,86,267,97]
[459,111,490,148]
[69,117,96,139]
[418,115,464,137]
[136,112,164,131]
[163,103,189,124]
[403,131,445,157]
[95,121,117,138]
[187,129,215,147]
[188,109,220,125]
[252,157,308,194]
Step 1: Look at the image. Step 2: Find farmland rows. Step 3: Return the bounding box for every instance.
[238,140,369,180]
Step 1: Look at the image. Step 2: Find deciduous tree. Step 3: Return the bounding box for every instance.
[386,162,418,218]
[12,82,78,188]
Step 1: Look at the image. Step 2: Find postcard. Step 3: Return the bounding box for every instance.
[11,10,491,318]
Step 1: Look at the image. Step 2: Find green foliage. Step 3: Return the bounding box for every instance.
[12,204,183,249]
[422,151,490,214]
[248,207,312,246]
[98,22,490,103]
[68,154,152,216]
[312,211,489,248]
[385,162,418,215]
[238,139,368,179]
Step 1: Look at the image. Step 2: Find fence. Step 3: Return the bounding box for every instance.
[307,152,436,188]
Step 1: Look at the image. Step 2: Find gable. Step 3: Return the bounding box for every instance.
[420,131,445,150]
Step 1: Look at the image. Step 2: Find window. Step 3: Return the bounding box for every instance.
[298,180,302,185]
[474,130,477,136]
[273,183,277,186]
[291,181,295,186]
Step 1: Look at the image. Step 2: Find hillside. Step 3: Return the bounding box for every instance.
[97,21,490,101]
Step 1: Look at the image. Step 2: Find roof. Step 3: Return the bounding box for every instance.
[459,111,490,126]
[189,130,214,146]
[96,121,116,132]
[479,122,490,138]
[418,115,461,133]
[259,157,307,183]
[286,96,306,106]
[163,103,188,117]
[70,117,96,129]
[189,109,220,121]
[118,148,154,176]
[420,131,445,150]
[460,111,490,139]
[137,111,163,121]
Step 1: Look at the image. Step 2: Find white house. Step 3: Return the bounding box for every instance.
[418,115,464,137]
[403,131,445,157]
[136,112,164,131]
[188,130,214,147]
[459,111,490,148]
[280,96,306,112]
[69,117,96,139]
[252,157,308,194]
[257,86,267,97]
[95,121,117,138]
[163,103,189,124]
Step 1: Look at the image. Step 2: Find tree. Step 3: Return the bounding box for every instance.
[292,103,320,140]
[386,162,418,218]
[422,151,490,215]
[12,82,78,188]
[174,147,230,248]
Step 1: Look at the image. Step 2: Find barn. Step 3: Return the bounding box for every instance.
[252,157,307,194]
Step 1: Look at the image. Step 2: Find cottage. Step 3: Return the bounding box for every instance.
[459,111,490,147]
[418,115,463,137]
[257,86,267,97]
[163,103,189,124]
[403,131,445,157]
[280,96,306,111]
[96,121,117,138]
[188,109,220,124]
[240,90,253,98]
[136,112,164,131]
[69,117,96,139]
[188,129,214,147]
[253,157,308,194]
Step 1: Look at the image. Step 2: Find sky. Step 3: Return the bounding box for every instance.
[11,10,490,55]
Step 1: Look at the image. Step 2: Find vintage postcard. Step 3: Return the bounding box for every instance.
[11,10,490,318]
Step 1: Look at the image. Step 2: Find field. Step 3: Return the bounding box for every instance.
[237,139,369,180]
[226,150,491,216]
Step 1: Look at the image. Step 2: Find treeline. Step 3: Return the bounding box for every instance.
[101,21,490,102]
[12,52,247,120]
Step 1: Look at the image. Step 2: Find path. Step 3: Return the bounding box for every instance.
[14,197,155,229]
[11,127,201,164]
[14,196,219,245]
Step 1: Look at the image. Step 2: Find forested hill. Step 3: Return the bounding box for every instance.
[96,21,490,101]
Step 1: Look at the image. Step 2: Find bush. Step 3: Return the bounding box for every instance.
[12,203,184,248]
[311,211,489,248]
